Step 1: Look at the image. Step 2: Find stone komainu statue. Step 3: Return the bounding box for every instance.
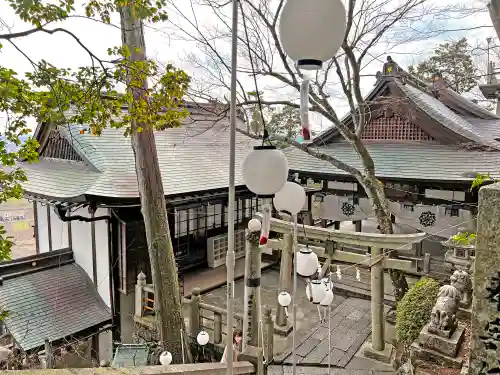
[450,269,472,308]
[429,284,461,337]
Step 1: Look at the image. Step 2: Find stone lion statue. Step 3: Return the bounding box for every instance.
[429,284,460,337]
[450,270,472,308]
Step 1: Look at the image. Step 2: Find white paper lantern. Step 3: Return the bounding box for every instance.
[247,218,262,233]
[273,181,306,216]
[321,277,333,291]
[159,351,172,365]
[320,289,334,306]
[242,146,289,196]
[296,246,319,277]
[278,291,292,307]
[279,0,347,70]
[197,330,210,346]
[306,279,327,304]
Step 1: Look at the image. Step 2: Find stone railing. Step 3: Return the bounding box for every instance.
[134,275,274,363]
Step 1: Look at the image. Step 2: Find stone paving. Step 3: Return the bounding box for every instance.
[268,365,395,375]
[279,298,372,367]
[200,268,347,354]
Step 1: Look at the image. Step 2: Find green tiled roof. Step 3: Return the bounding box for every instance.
[0,263,111,351]
[284,142,500,181]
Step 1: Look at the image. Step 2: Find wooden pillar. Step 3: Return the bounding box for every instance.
[276,233,293,328]
[44,339,54,369]
[354,220,362,232]
[91,334,100,363]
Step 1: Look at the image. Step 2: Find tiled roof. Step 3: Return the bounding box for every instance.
[284,142,500,181]
[312,75,500,148]
[19,114,260,200]
[0,263,111,351]
[393,81,500,148]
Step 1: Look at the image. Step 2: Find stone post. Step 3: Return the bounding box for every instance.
[243,230,262,350]
[371,246,384,351]
[134,272,146,317]
[469,183,500,375]
[262,307,274,363]
[276,232,293,330]
[189,288,201,338]
[363,247,393,363]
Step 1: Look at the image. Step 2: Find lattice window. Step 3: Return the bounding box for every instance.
[207,229,246,268]
[40,129,83,161]
[362,116,435,141]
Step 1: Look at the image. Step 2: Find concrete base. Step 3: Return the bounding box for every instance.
[274,323,293,336]
[410,342,463,369]
[362,341,394,364]
[418,324,465,358]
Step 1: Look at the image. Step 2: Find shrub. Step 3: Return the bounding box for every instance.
[396,277,440,345]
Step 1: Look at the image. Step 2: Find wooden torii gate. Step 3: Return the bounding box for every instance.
[255,214,426,362]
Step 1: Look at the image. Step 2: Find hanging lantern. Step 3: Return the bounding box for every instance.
[279,0,347,70]
[296,246,319,277]
[242,145,289,196]
[278,291,292,307]
[320,289,334,307]
[159,351,172,365]
[197,330,210,346]
[247,218,262,233]
[306,279,327,304]
[273,181,306,216]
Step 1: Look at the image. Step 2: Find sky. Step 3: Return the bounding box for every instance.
[0,0,497,134]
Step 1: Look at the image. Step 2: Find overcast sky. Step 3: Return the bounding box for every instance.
[0,0,497,133]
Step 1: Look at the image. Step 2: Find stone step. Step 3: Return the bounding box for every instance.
[267,365,396,375]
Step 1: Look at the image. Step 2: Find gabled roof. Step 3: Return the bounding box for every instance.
[312,73,500,149]
[284,70,500,182]
[0,249,111,351]
[19,102,259,201]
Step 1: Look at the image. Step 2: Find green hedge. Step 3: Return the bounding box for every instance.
[396,277,440,345]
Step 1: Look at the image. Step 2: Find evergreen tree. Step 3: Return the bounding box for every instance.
[408,37,477,93]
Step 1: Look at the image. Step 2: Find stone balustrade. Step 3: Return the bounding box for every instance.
[133,274,274,364]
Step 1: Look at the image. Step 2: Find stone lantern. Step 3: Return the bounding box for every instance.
[442,236,475,273]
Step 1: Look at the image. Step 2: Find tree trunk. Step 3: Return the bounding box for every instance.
[119,6,191,363]
[357,147,409,303]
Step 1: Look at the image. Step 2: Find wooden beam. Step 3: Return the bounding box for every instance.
[257,213,425,251]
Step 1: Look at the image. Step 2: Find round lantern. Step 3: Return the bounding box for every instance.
[306,279,327,304]
[247,218,262,233]
[159,351,172,365]
[320,289,334,307]
[279,0,347,70]
[278,291,292,307]
[242,145,289,196]
[296,246,319,277]
[197,330,210,346]
[273,181,306,216]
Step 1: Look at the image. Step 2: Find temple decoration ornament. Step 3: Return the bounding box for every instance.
[341,202,356,217]
[419,211,436,227]
[428,284,461,338]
